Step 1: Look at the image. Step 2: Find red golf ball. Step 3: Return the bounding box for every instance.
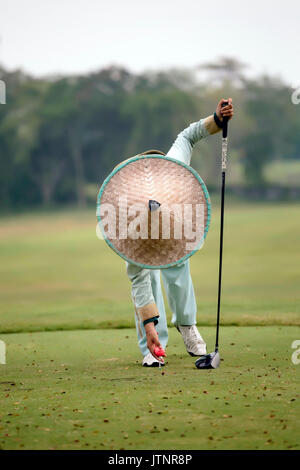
[154,346,166,357]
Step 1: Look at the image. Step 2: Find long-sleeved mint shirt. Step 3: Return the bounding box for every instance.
[166,114,220,164]
[114,114,220,170]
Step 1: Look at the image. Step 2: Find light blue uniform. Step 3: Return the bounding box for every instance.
[126,115,220,357]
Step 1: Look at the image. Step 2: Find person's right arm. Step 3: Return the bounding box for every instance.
[126,263,163,362]
[144,322,164,362]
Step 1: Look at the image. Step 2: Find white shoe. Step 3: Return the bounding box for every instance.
[177,325,207,356]
[142,352,165,367]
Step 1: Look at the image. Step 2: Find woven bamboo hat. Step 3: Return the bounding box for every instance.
[97,152,211,269]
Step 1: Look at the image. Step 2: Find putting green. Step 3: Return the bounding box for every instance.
[1,326,299,450]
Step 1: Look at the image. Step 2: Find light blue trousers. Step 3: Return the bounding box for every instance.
[126,260,197,357]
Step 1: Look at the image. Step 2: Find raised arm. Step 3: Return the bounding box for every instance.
[166,98,233,165]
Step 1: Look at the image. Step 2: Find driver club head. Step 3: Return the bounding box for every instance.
[195,351,220,370]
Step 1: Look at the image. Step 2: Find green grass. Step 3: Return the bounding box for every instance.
[0,205,299,450]
[0,203,299,333]
[1,326,299,450]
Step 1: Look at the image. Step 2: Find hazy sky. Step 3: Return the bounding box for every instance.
[0,0,299,86]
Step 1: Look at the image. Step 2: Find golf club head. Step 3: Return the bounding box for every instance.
[195,351,220,370]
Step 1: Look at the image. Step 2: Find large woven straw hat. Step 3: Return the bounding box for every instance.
[97,152,211,269]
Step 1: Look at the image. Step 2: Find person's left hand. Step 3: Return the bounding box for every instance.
[216,98,234,122]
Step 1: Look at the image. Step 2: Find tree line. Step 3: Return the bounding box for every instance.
[0,58,299,209]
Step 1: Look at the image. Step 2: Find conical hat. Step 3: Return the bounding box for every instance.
[97,154,211,269]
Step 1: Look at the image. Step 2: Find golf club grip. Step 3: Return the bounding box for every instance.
[221,101,229,138]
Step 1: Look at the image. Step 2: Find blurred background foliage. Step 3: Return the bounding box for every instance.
[1,57,299,210]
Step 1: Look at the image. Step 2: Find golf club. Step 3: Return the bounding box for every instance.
[195,101,229,370]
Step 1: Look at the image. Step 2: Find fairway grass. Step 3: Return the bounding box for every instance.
[0,205,299,449]
[0,204,300,333]
[1,326,299,450]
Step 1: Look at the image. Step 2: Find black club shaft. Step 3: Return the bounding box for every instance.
[215,102,229,352]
